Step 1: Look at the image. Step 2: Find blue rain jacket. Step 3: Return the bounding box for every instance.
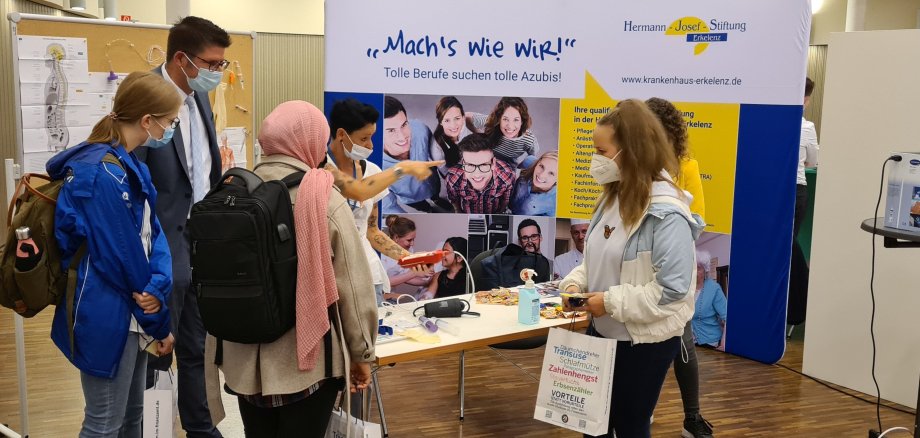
[46,142,172,378]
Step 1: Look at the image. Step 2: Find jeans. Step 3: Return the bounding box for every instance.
[673,322,701,417]
[80,332,147,438]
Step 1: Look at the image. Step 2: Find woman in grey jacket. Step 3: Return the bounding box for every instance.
[562,99,704,438]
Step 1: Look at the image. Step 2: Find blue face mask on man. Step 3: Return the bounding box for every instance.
[181,53,223,93]
[143,117,175,149]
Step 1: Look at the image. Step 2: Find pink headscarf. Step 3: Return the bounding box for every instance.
[258,100,336,371]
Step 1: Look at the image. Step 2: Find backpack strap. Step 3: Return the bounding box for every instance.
[65,243,88,359]
[101,153,123,169]
[67,152,125,359]
[325,305,335,378]
[280,171,306,189]
[214,338,223,366]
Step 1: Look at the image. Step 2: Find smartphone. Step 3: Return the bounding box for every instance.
[561,293,587,307]
[144,338,162,357]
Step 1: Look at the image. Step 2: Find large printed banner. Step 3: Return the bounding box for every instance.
[325,0,810,364]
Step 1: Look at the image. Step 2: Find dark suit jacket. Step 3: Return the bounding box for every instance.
[137,66,221,303]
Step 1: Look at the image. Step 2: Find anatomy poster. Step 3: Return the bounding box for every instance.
[17,35,91,173]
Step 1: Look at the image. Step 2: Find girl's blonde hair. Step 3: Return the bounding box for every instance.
[520,151,558,193]
[87,71,181,146]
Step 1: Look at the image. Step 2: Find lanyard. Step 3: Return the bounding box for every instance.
[326,150,362,211]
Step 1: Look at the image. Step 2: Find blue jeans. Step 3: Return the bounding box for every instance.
[80,332,147,438]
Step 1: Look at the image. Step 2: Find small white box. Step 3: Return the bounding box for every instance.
[884,152,920,231]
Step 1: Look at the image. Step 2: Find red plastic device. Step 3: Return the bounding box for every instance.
[398,250,445,268]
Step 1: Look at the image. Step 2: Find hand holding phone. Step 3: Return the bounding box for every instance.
[561,293,588,308]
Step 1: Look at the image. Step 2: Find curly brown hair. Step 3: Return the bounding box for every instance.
[645,97,688,159]
[484,97,532,141]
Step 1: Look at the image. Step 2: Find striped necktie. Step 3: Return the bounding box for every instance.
[186,95,210,203]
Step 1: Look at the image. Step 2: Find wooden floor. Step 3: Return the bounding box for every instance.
[1,311,915,437]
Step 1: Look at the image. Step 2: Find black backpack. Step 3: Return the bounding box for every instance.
[189,167,305,344]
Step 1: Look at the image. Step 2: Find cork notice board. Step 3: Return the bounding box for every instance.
[14,16,255,168]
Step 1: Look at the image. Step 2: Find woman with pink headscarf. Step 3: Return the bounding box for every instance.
[206,101,378,437]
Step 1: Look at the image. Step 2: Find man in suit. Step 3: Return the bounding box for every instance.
[136,16,230,438]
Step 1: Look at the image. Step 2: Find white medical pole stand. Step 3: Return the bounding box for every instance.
[3,158,27,438]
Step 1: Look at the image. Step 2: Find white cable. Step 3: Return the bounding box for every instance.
[877,426,911,437]
[452,251,476,309]
[380,293,418,315]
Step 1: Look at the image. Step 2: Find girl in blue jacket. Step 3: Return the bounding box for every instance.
[46,71,180,438]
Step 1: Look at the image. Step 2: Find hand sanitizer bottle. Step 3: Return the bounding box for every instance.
[517,268,540,325]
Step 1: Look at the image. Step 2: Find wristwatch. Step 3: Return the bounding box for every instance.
[393,165,405,177]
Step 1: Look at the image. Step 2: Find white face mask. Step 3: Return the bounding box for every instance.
[343,133,373,161]
[590,151,621,184]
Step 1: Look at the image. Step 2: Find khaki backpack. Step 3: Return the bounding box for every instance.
[0,154,122,319]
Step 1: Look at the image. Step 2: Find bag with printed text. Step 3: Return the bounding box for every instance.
[533,327,616,435]
[144,369,177,438]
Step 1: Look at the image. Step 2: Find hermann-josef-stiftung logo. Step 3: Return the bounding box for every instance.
[623,17,747,56]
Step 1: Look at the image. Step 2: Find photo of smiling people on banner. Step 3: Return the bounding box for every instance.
[383,94,560,215]
[695,233,730,351]
[381,213,471,301]
[469,215,555,290]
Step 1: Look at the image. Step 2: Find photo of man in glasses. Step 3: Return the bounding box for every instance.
[446,133,517,213]
[478,218,552,290]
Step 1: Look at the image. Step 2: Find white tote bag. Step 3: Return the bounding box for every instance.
[143,370,177,438]
[324,408,382,438]
[533,327,617,435]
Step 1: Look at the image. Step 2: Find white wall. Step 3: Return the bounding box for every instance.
[812,0,848,44]
[190,0,323,35]
[109,0,324,32]
[119,0,167,24]
[865,0,920,31]
[811,0,920,45]
[803,29,920,408]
